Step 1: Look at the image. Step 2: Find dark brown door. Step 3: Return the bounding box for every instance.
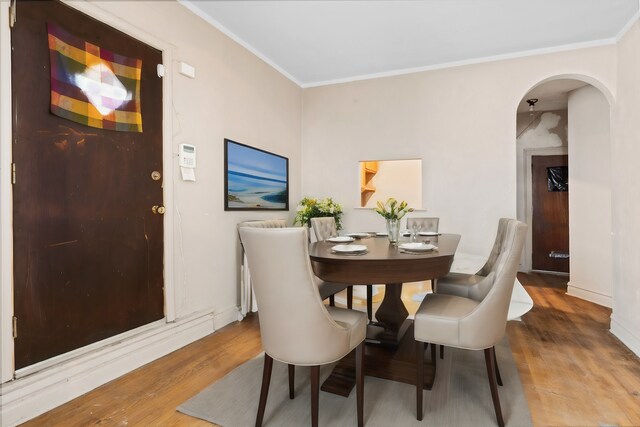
[531,155,569,273]
[11,0,164,369]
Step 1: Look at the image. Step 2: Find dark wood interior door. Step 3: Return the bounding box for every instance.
[531,155,569,273]
[12,0,164,369]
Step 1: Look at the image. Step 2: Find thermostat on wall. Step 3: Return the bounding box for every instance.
[179,143,196,168]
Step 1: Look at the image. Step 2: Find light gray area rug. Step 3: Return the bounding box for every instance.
[178,338,532,426]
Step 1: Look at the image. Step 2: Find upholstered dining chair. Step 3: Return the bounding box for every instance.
[239,227,366,427]
[406,217,439,233]
[310,216,338,241]
[413,219,526,426]
[310,217,354,309]
[238,220,349,312]
[237,220,287,316]
[432,218,513,360]
[434,217,509,297]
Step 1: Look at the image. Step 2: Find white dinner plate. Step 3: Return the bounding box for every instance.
[327,236,355,243]
[331,244,368,254]
[346,232,370,238]
[375,232,388,236]
[418,231,440,236]
[398,242,437,252]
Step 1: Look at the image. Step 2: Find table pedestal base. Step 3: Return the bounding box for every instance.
[366,319,412,346]
[321,323,437,397]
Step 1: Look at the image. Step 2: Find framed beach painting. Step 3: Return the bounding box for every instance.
[224,139,289,211]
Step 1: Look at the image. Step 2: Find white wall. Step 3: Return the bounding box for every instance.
[567,85,613,307]
[302,47,617,255]
[611,20,640,356]
[0,0,301,424]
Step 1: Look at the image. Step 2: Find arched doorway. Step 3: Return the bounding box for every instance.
[516,76,614,308]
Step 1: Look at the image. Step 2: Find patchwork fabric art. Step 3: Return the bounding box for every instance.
[47,22,143,132]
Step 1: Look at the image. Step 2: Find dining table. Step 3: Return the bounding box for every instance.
[309,232,461,397]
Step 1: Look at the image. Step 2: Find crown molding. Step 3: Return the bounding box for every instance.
[302,38,617,88]
[178,0,302,87]
[615,5,640,41]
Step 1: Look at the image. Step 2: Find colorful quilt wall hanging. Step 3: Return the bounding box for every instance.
[47,22,143,132]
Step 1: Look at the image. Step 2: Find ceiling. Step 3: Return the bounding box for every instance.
[181,0,638,88]
[517,79,588,113]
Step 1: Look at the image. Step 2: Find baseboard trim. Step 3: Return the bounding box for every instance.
[610,315,640,358]
[0,308,223,427]
[566,283,612,308]
[214,305,244,328]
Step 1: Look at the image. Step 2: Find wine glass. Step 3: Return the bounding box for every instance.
[410,223,421,242]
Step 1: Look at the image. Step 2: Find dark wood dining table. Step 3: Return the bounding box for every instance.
[309,233,460,396]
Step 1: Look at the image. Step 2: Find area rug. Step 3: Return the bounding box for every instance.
[178,337,532,426]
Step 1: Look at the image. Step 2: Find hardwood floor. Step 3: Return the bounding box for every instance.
[508,273,640,426]
[21,273,640,426]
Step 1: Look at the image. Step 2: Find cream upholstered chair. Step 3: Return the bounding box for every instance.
[239,227,366,427]
[238,220,348,311]
[239,219,288,230]
[413,219,526,426]
[310,216,338,241]
[433,219,520,360]
[237,220,288,316]
[434,218,509,297]
[310,217,354,309]
[406,217,439,233]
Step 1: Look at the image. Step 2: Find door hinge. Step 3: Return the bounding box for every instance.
[12,316,17,339]
[11,163,16,184]
[9,0,16,28]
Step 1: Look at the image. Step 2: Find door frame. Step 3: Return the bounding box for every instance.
[0,0,175,381]
[523,146,568,272]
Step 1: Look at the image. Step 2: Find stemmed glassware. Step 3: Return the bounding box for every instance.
[410,223,421,242]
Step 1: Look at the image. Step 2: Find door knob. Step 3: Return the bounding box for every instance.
[152,205,166,215]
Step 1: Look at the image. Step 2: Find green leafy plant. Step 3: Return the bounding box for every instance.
[294,197,344,230]
[374,198,413,220]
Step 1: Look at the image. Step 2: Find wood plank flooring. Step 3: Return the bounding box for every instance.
[508,273,640,426]
[21,272,640,426]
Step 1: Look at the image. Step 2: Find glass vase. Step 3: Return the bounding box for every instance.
[386,218,400,245]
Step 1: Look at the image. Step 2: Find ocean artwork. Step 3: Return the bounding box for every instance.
[225,139,289,210]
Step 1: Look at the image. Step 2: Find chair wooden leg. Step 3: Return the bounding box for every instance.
[416,341,425,421]
[492,347,503,386]
[347,286,353,309]
[329,295,335,306]
[440,345,444,359]
[356,342,364,427]
[288,364,295,399]
[431,342,436,368]
[310,365,320,427]
[366,285,373,322]
[484,348,505,427]
[255,354,273,427]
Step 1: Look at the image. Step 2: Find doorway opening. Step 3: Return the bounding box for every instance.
[516,77,614,307]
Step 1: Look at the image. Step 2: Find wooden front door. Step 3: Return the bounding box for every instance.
[531,155,569,273]
[11,0,165,369]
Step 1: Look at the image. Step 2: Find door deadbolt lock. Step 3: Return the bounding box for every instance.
[152,205,166,215]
